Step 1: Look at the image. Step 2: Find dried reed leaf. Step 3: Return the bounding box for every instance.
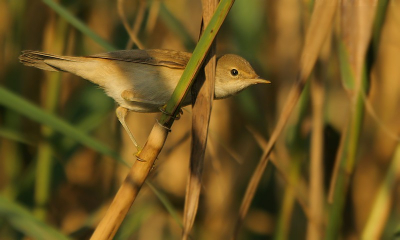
[181,0,217,238]
[126,0,147,49]
[368,0,400,147]
[232,1,337,238]
[145,0,161,35]
[246,126,310,216]
[340,0,378,94]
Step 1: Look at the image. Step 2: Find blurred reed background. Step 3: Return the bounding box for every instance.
[0,0,399,239]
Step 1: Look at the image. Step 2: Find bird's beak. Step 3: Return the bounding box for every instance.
[251,76,271,84]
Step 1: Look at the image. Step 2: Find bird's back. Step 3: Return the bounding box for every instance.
[19,50,191,112]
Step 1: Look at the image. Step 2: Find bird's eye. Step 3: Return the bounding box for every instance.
[230,69,239,76]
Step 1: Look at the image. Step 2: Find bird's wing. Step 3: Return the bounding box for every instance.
[88,49,191,69]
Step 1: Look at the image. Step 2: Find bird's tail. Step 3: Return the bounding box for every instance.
[19,50,74,72]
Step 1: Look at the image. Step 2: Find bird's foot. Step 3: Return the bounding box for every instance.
[158,105,183,120]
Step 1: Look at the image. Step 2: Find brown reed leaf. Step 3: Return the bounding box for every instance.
[126,0,146,50]
[181,0,217,239]
[340,0,378,94]
[117,0,145,49]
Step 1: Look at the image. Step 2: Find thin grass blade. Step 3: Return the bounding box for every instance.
[0,127,34,145]
[232,1,338,238]
[325,1,378,238]
[0,196,70,240]
[361,143,400,239]
[0,87,127,166]
[147,182,183,228]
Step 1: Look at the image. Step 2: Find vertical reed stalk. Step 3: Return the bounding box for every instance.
[307,76,325,240]
[182,0,217,238]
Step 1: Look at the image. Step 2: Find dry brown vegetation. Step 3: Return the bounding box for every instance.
[0,0,400,239]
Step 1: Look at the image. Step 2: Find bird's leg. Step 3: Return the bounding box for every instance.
[115,106,140,151]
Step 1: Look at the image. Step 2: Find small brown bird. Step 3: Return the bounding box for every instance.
[20,49,269,148]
